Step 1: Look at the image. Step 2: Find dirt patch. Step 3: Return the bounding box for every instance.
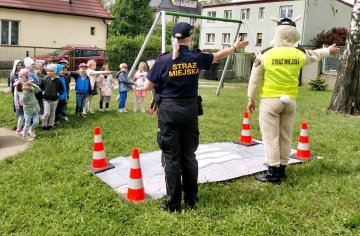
[0,127,29,161]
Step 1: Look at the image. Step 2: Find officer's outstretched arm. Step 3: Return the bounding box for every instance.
[213,37,249,63]
[144,78,154,91]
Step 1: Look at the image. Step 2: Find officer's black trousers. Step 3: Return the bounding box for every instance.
[157,100,199,208]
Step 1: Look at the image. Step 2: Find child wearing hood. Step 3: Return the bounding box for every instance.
[9,60,24,113]
[14,68,27,136]
[24,57,44,116]
[55,64,68,124]
[40,64,64,130]
[22,77,42,141]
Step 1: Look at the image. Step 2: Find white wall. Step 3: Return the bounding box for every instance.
[0,8,108,48]
[200,1,306,53]
[302,0,352,45]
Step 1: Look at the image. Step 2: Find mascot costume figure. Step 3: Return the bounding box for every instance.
[247,16,340,184]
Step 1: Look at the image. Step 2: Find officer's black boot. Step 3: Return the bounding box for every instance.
[279,165,287,179]
[255,166,281,184]
[159,200,181,213]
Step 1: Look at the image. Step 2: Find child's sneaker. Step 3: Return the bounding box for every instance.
[99,108,104,112]
[63,116,69,121]
[23,136,34,142]
[123,109,128,113]
[28,129,36,138]
[16,129,22,136]
[118,109,123,113]
[105,108,109,112]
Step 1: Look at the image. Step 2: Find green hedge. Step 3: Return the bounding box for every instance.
[106,35,165,70]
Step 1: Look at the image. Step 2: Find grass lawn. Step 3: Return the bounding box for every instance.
[0,85,359,235]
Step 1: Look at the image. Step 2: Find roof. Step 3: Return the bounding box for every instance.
[203,0,354,9]
[0,0,113,19]
[150,0,201,14]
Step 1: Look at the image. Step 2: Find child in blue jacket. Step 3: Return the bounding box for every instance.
[70,63,92,117]
[116,63,133,113]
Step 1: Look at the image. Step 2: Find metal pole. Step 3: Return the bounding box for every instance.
[242,21,258,57]
[161,11,166,53]
[216,23,242,95]
[128,12,162,79]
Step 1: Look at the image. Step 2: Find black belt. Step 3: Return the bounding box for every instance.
[160,97,197,104]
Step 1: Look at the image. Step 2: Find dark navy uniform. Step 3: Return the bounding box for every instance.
[147,45,213,211]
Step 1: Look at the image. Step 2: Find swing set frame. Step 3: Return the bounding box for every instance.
[128,11,254,95]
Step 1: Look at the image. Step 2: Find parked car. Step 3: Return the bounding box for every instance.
[35,44,105,69]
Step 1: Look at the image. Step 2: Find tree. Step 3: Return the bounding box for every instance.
[109,0,154,37]
[312,27,348,47]
[328,0,360,115]
[201,0,230,6]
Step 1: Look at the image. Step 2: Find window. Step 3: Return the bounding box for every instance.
[190,17,196,25]
[239,33,248,41]
[85,50,101,57]
[222,33,230,44]
[90,27,95,36]
[256,33,263,46]
[258,7,265,20]
[279,5,293,18]
[207,11,216,22]
[224,10,232,19]
[241,8,250,20]
[1,20,19,45]
[206,33,215,44]
[172,16,179,23]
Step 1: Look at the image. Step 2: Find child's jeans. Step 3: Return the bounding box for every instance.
[23,112,39,136]
[118,91,127,109]
[42,100,58,127]
[76,92,87,113]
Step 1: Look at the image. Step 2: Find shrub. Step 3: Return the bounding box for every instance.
[106,35,163,70]
[309,77,328,91]
[312,27,348,47]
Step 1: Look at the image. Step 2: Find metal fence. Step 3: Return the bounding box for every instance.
[322,45,345,75]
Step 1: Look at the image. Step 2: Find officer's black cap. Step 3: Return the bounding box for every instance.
[172,22,194,39]
[278,18,296,27]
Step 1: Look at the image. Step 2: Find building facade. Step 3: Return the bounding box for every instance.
[200,0,352,53]
[0,0,113,49]
[150,0,202,25]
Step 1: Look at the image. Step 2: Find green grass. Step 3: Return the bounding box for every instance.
[0,86,360,235]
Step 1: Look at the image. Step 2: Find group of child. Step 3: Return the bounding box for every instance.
[9,57,158,142]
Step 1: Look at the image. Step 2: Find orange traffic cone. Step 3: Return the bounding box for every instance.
[87,127,115,174]
[235,111,259,146]
[127,147,146,202]
[291,121,314,160]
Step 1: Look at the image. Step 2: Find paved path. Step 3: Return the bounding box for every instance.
[0,127,29,161]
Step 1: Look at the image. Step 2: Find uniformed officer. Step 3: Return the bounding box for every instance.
[144,22,248,212]
[247,17,340,183]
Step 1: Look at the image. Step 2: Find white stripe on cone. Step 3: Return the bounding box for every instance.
[94,135,102,143]
[300,129,308,136]
[241,129,251,136]
[297,142,310,150]
[93,150,106,160]
[243,118,249,124]
[129,178,144,190]
[131,158,141,169]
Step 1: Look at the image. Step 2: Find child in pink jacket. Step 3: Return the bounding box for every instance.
[96,65,114,111]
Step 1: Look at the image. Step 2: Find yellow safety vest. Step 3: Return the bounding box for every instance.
[261,47,306,99]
